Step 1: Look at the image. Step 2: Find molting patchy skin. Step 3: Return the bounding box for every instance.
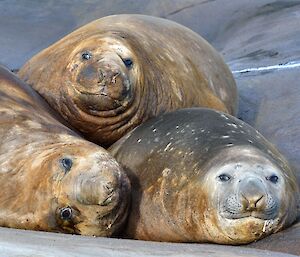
[0,66,130,236]
[109,108,299,244]
[18,14,237,147]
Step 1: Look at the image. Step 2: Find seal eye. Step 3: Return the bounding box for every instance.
[82,51,92,60]
[60,207,73,220]
[218,174,231,182]
[60,158,73,173]
[267,175,279,184]
[123,58,133,68]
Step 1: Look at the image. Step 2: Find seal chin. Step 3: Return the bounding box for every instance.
[76,92,129,113]
[219,216,281,244]
[73,82,132,114]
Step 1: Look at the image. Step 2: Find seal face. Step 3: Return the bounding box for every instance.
[202,146,295,243]
[109,108,299,244]
[49,147,130,236]
[19,14,237,146]
[0,66,130,236]
[67,36,135,114]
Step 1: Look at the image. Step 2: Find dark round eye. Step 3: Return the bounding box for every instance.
[218,174,231,182]
[60,207,73,220]
[60,158,73,173]
[123,58,133,68]
[82,51,92,60]
[267,175,279,184]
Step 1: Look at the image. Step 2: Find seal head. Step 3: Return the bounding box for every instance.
[68,36,135,114]
[201,145,298,244]
[50,144,131,236]
[0,66,131,236]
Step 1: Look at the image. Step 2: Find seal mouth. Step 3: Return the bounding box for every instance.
[72,86,131,113]
[100,191,117,206]
[220,209,278,220]
[220,199,279,220]
[78,90,130,106]
[71,74,133,113]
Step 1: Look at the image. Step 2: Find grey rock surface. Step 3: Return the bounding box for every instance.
[249,219,300,256]
[0,227,296,257]
[0,0,299,256]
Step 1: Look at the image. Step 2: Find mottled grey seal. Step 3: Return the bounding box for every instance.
[18,14,237,147]
[0,65,130,236]
[109,108,299,244]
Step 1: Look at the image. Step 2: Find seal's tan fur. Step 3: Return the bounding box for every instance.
[0,66,130,236]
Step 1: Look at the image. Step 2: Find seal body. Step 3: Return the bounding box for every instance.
[19,14,237,147]
[109,108,299,244]
[0,66,130,236]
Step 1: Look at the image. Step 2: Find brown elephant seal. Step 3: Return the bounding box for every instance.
[109,108,299,244]
[18,14,237,147]
[0,65,130,236]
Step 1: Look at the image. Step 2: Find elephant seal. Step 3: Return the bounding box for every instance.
[0,66,130,236]
[109,108,299,244]
[18,14,237,147]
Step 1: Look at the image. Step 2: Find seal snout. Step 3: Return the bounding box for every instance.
[97,68,127,99]
[221,176,279,220]
[239,178,267,212]
[75,61,132,112]
[76,175,119,207]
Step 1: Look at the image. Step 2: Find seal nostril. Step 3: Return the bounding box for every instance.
[100,196,113,206]
[255,195,264,207]
[242,193,265,211]
[98,70,104,83]
[111,72,121,84]
[104,182,114,194]
[98,183,116,206]
[254,195,266,210]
